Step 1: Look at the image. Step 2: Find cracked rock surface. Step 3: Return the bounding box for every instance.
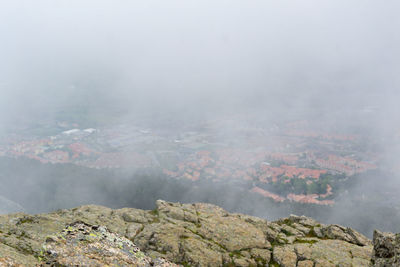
[0,200,379,266]
[371,230,400,267]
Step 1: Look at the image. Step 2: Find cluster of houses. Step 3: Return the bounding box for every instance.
[161,146,376,205]
[0,119,380,206]
[257,164,326,183]
[0,127,153,169]
[312,154,377,176]
[1,128,99,164]
[251,186,285,202]
[251,184,334,205]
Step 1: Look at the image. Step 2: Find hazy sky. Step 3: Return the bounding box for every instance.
[0,0,399,124]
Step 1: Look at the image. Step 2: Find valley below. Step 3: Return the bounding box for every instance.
[1,110,399,237]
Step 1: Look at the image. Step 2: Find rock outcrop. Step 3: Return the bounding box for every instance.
[0,200,381,266]
[41,221,177,266]
[372,230,400,266]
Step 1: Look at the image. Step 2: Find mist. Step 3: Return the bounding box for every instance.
[0,0,400,237]
[1,0,399,118]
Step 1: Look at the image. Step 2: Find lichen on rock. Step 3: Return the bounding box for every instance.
[372,230,400,267]
[0,200,386,266]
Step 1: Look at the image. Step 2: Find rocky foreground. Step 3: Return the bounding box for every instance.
[0,200,397,266]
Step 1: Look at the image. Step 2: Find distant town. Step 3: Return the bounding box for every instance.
[0,117,381,206]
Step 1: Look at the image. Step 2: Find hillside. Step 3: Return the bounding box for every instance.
[0,200,396,266]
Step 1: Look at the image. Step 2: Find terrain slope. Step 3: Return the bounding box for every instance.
[0,200,397,266]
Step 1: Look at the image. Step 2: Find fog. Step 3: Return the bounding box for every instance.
[0,0,400,236]
[1,0,399,118]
